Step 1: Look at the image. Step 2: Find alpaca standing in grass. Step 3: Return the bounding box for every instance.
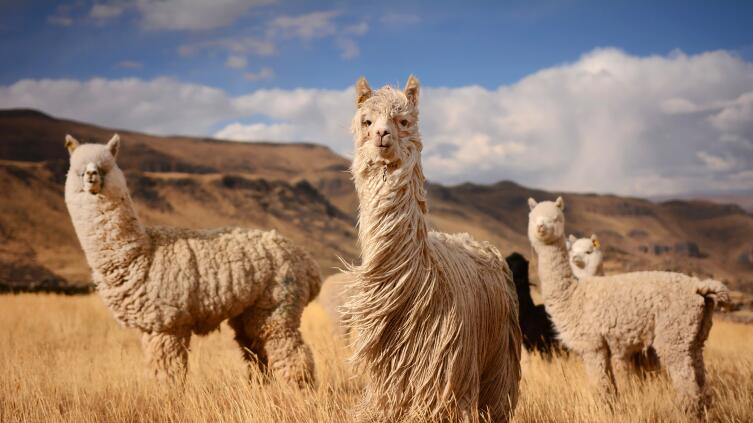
[567,234,661,374]
[506,252,561,356]
[344,76,521,422]
[63,134,321,386]
[527,197,729,418]
[567,234,604,280]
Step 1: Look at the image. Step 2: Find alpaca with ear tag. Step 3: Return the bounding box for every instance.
[63,134,322,387]
[567,234,604,280]
[528,196,729,418]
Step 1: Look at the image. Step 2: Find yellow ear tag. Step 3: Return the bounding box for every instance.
[593,239,601,249]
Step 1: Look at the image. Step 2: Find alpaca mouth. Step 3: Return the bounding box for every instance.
[84,181,101,194]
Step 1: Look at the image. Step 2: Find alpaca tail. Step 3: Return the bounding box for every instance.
[695,278,730,307]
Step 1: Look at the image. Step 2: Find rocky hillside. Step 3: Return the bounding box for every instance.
[1,109,752,299]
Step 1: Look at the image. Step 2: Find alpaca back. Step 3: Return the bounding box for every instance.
[122,227,319,334]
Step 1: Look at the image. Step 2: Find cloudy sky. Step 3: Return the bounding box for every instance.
[1,0,752,197]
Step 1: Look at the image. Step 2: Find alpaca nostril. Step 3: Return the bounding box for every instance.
[377,129,390,138]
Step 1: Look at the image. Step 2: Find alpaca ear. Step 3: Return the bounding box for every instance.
[568,234,577,243]
[527,197,538,210]
[65,134,80,155]
[107,134,120,158]
[555,196,565,210]
[404,75,420,106]
[591,234,600,249]
[356,77,372,106]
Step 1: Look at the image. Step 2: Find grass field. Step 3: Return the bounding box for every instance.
[1,294,751,422]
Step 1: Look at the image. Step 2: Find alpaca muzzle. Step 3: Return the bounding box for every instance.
[83,164,102,194]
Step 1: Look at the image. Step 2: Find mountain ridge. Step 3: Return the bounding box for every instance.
[1,109,751,299]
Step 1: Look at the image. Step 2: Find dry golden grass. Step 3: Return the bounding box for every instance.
[0,294,751,422]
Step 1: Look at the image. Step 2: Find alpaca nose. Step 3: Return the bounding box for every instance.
[572,256,585,268]
[376,129,391,147]
[537,223,546,234]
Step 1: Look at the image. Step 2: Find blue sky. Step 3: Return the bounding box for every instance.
[1,0,753,196]
[2,1,752,91]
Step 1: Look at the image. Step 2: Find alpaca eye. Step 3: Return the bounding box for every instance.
[400,119,409,126]
[364,120,372,127]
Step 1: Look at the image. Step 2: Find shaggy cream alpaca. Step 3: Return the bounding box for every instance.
[64,134,321,386]
[567,234,604,280]
[528,197,729,418]
[345,76,522,422]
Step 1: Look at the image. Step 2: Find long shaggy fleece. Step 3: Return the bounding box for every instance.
[345,76,521,422]
[64,134,321,386]
[528,197,729,418]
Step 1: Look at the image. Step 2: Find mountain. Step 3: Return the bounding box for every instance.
[1,109,752,300]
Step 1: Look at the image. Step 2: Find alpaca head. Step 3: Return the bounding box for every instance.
[351,75,422,172]
[527,197,566,246]
[64,134,127,199]
[567,234,603,277]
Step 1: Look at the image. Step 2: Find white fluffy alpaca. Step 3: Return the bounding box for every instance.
[64,134,321,385]
[567,234,604,280]
[345,76,521,422]
[567,233,661,374]
[528,197,729,418]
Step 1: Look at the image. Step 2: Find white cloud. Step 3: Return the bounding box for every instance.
[244,67,275,81]
[0,77,235,135]
[179,10,368,69]
[269,11,339,40]
[696,151,737,172]
[215,122,296,141]
[47,5,74,27]
[90,3,128,20]
[179,37,276,57]
[343,21,369,36]
[336,38,359,60]
[3,48,753,196]
[136,0,273,31]
[225,55,247,69]
[87,0,274,30]
[660,97,699,114]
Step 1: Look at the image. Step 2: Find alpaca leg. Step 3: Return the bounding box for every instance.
[235,304,315,387]
[257,323,315,387]
[663,352,706,419]
[229,315,268,377]
[141,330,190,384]
[611,354,631,388]
[480,356,519,423]
[581,348,617,402]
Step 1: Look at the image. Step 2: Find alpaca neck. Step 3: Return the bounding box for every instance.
[535,238,579,315]
[68,191,149,288]
[354,156,430,281]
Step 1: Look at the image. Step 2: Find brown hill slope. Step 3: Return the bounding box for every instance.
[1,109,752,297]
